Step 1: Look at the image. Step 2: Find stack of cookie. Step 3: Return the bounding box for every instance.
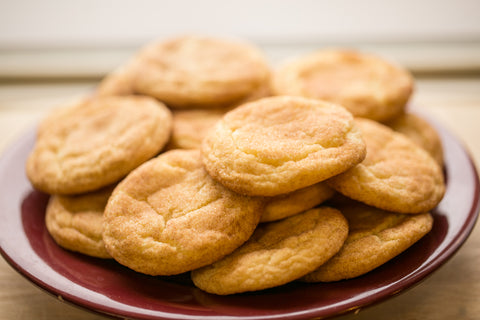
[25,35,446,295]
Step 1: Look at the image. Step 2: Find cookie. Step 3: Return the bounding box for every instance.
[45,186,114,258]
[327,118,445,213]
[201,96,366,196]
[167,84,271,150]
[132,35,271,109]
[26,95,172,195]
[95,60,139,97]
[102,149,264,276]
[166,109,224,150]
[302,200,433,282]
[271,49,414,122]
[191,207,348,295]
[261,182,335,222]
[386,112,444,167]
[36,97,86,138]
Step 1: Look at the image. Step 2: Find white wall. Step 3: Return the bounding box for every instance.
[1,0,480,48]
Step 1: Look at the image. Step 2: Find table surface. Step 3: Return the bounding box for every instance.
[0,75,479,320]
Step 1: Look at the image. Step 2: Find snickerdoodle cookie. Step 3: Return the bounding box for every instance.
[386,112,444,167]
[166,109,224,150]
[271,49,413,122]
[167,84,271,150]
[103,149,264,276]
[261,182,335,222]
[95,60,139,97]
[302,200,433,282]
[26,95,172,195]
[201,96,366,196]
[191,207,348,295]
[45,186,113,258]
[132,35,270,109]
[327,118,445,213]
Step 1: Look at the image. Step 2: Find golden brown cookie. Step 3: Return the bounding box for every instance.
[386,112,444,167]
[26,95,172,195]
[166,109,226,150]
[167,84,271,150]
[302,200,433,282]
[132,35,271,109]
[95,60,139,97]
[45,186,114,258]
[35,96,101,139]
[103,149,264,276]
[201,96,366,196]
[261,182,335,222]
[327,118,445,213]
[191,207,348,295]
[271,49,414,122]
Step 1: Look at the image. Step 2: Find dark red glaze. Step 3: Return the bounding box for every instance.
[0,113,479,320]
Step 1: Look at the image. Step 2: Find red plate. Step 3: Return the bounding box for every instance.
[0,115,479,320]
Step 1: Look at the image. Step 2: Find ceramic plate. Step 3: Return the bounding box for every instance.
[0,115,479,320]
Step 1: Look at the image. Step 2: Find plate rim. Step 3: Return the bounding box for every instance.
[0,113,479,320]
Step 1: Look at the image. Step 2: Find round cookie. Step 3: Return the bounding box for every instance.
[191,207,348,295]
[132,35,271,109]
[167,109,224,150]
[26,95,172,195]
[45,186,114,258]
[103,149,264,276]
[36,97,87,138]
[201,96,367,196]
[271,49,414,122]
[386,112,444,167]
[326,118,445,213]
[302,200,433,282]
[167,84,271,150]
[95,60,139,97]
[261,182,335,222]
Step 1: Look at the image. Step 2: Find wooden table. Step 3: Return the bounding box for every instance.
[0,75,479,320]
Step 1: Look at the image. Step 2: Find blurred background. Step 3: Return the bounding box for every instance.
[1,0,480,78]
